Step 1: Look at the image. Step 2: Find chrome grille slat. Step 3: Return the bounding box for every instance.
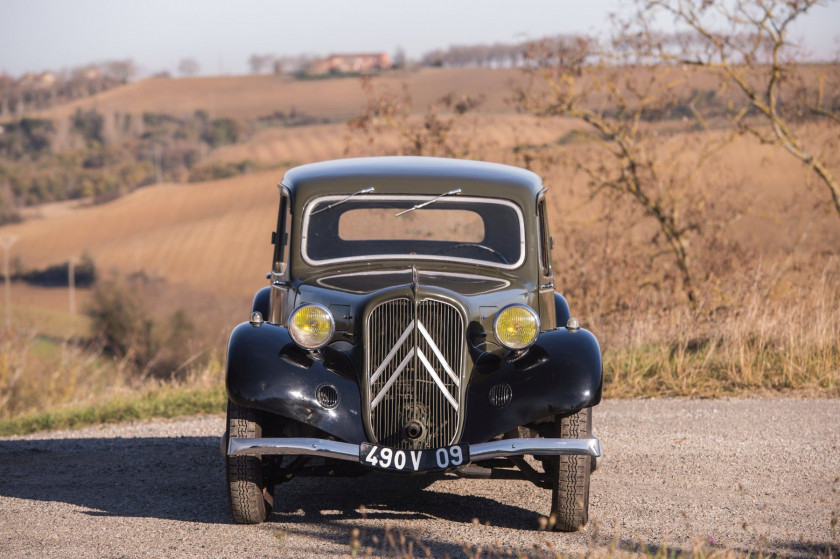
[366,297,465,449]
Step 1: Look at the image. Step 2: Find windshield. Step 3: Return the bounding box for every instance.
[301,195,525,269]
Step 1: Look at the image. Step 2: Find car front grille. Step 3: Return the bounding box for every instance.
[365,297,464,449]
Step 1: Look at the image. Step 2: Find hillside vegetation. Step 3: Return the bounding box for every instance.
[0,68,527,223]
[1,43,838,430]
[3,121,836,299]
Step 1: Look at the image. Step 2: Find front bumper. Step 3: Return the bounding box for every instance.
[227,436,601,463]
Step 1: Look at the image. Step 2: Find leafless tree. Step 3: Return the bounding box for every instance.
[634,0,840,220]
[272,54,316,75]
[513,37,744,306]
[102,59,136,84]
[178,58,200,77]
[248,54,273,74]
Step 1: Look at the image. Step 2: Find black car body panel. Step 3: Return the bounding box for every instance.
[226,321,367,444]
[461,327,601,443]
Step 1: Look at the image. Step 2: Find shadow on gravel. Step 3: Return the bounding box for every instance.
[269,473,545,557]
[0,436,541,536]
[0,436,229,523]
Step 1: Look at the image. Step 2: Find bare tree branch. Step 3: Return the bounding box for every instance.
[639,0,840,219]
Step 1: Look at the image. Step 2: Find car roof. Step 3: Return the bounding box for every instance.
[280,156,544,209]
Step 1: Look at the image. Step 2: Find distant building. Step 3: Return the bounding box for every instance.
[82,67,102,81]
[35,71,57,88]
[307,52,392,75]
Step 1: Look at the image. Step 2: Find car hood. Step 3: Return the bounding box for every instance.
[308,269,512,297]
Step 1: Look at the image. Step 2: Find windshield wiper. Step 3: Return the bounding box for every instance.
[311,186,375,215]
[395,188,461,217]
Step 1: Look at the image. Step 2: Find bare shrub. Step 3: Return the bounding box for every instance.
[87,276,201,379]
[177,58,200,77]
[345,76,487,159]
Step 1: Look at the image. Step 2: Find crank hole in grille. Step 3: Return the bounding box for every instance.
[316,384,339,409]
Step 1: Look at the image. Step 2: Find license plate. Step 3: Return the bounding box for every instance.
[359,442,470,472]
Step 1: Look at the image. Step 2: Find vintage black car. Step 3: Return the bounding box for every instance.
[224,156,602,531]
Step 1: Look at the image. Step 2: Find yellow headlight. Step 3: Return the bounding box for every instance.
[289,304,335,349]
[493,304,539,350]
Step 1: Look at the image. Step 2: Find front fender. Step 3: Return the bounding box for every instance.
[225,322,366,443]
[461,327,602,444]
[251,286,271,316]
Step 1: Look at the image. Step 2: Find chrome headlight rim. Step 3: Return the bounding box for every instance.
[492,303,540,351]
[288,302,335,350]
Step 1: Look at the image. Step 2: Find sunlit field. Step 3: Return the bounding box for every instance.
[1,66,838,430]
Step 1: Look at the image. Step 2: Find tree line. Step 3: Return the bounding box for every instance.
[0,60,135,117]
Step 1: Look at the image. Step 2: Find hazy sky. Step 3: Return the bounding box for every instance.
[1,0,838,77]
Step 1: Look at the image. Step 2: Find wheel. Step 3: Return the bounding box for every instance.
[547,407,592,531]
[226,400,274,524]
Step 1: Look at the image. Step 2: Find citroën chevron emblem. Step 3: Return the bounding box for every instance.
[370,319,460,411]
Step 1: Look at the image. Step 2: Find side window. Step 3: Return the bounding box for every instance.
[537,197,552,277]
[272,191,290,274]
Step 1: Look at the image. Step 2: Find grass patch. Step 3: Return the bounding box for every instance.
[596,271,840,399]
[602,343,840,399]
[2,300,92,341]
[0,384,225,437]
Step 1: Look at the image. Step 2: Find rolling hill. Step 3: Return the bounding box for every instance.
[27,68,524,122]
[5,169,281,299]
[3,69,837,308]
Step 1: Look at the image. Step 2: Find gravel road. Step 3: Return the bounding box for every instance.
[1,398,838,558]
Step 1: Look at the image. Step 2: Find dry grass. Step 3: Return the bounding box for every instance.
[2,262,834,431]
[599,265,840,398]
[0,329,120,418]
[0,322,225,426]
[0,278,237,425]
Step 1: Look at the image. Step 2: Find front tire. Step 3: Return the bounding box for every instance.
[547,407,591,531]
[226,400,274,524]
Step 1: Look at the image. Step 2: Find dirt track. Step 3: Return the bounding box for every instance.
[1,398,838,558]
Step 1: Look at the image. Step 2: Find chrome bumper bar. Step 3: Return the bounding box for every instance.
[227,437,601,462]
